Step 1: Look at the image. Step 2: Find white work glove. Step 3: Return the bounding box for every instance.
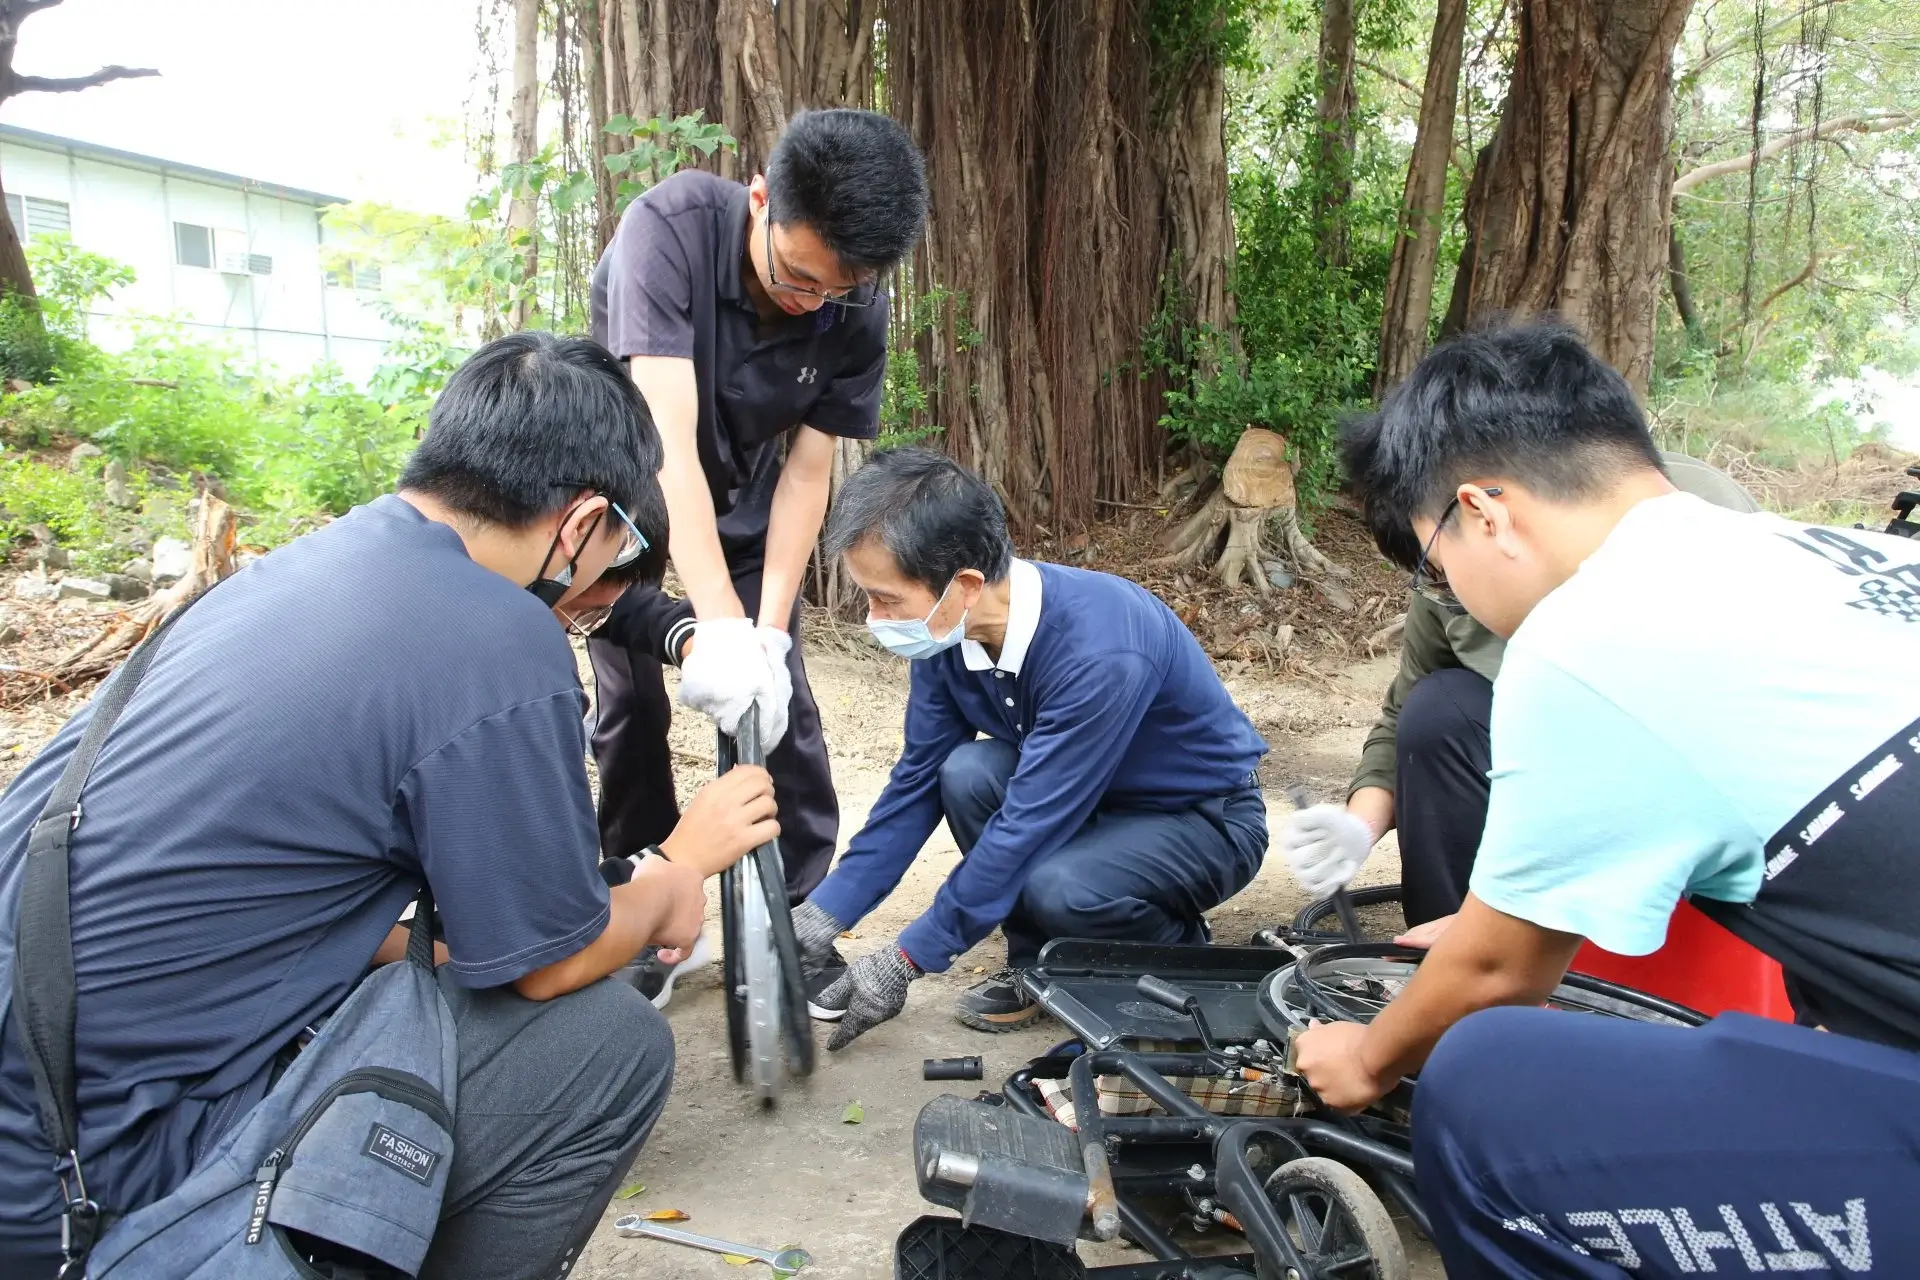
[677,618,774,741]
[1281,804,1375,899]
[755,625,794,752]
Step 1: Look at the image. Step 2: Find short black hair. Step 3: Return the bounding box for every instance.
[766,109,927,272]
[1341,320,1663,571]
[399,332,667,578]
[825,448,1013,589]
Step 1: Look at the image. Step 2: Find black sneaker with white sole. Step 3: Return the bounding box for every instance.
[954,966,1042,1032]
[805,946,850,1021]
[624,933,713,1010]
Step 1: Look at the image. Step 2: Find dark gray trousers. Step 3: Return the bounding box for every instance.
[586,564,839,904]
[420,972,674,1280]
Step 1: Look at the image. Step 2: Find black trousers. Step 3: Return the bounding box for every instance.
[1394,667,1493,927]
[584,565,838,903]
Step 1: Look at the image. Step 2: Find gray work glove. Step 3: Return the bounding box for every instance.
[791,898,844,981]
[817,944,921,1052]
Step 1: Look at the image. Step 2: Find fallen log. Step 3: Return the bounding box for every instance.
[51,492,237,687]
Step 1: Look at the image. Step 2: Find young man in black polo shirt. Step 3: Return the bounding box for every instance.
[585,111,927,1006]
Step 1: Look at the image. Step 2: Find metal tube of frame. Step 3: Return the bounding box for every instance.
[1380,1169,1432,1239]
[1283,1119,1418,1180]
[1099,1115,1225,1143]
[1114,1196,1189,1263]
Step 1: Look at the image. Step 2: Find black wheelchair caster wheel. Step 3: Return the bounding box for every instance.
[1258,1157,1408,1280]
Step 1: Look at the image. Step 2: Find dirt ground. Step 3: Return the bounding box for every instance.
[571,641,1445,1280]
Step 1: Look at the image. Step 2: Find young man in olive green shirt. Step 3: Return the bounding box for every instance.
[1283,452,1759,927]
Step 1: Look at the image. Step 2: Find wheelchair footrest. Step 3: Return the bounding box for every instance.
[915,1095,1091,1245]
[894,1215,1086,1280]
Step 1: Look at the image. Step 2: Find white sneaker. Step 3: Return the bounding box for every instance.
[630,932,714,1010]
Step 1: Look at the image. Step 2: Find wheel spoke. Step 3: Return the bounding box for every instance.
[1294,1191,1330,1253]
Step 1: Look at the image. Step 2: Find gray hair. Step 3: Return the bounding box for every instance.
[824,448,1014,589]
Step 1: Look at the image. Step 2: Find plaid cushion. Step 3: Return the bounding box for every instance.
[1031,1039,1302,1129]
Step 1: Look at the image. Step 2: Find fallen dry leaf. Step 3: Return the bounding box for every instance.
[640,1209,689,1222]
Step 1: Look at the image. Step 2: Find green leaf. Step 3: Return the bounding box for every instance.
[616,1181,646,1199]
[842,1101,864,1124]
[604,114,639,137]
[603,152,633,175]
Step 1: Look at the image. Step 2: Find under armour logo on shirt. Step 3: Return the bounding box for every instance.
[796,367,818,385]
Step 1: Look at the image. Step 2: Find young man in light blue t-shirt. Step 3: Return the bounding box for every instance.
[1294,321,1920,1277]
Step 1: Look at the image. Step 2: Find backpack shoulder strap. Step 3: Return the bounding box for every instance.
[10,592,206,1272]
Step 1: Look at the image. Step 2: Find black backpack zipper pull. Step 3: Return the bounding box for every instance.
[244,1148,285,1246]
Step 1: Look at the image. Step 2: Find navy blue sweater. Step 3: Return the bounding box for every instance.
[811,563,1268,971]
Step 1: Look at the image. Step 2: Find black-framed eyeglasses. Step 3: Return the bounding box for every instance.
[764,219,876,307]
[551,481,649,569]
[1411,487,1502,609]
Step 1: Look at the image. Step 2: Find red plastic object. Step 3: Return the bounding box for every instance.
[1569,900,1793,1022]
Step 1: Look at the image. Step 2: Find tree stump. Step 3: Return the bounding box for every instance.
[52,492,237,685]
[1157,428,1353,606]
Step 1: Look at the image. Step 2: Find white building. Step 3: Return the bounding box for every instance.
[0,124,413,384]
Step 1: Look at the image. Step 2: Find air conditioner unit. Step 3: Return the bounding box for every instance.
[214,228,250,275]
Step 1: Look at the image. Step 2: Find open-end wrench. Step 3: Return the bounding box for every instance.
[613,1216,812,1275]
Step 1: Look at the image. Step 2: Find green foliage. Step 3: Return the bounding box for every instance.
[27,235,135,341]
[366,310,465,424]
[0,455,179,574]
[16,323,269,486]
[1652,369,1876,472]
[878,284,970,448]
[1659,1,1920,390]
[1145,0,1271,114]
[1155,331,1343,512]
[279,367,421,515]
[0,245,438,571]
[0,294,56,385]
[1150,0,1413,510]
[603,111,737,213]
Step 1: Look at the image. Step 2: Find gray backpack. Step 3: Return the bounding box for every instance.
[10,597,459,1279]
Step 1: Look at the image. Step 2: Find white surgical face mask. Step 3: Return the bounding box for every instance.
[867,580,967,660]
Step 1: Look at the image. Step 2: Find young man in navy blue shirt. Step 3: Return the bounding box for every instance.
[584,109,928,959]
[793,449,1271,1047]
[0,333,778,1277]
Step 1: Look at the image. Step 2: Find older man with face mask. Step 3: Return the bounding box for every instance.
[790,449,1271,1050]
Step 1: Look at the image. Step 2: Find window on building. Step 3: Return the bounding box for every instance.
[25,197,69,237]
[326,258,383,291]
[175,222,213,269]
[6,194,72,240]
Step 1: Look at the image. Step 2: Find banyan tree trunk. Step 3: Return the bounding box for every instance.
[887,0,1192,534]
[1374,0,1467,397]
[1441,0,1695,394]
